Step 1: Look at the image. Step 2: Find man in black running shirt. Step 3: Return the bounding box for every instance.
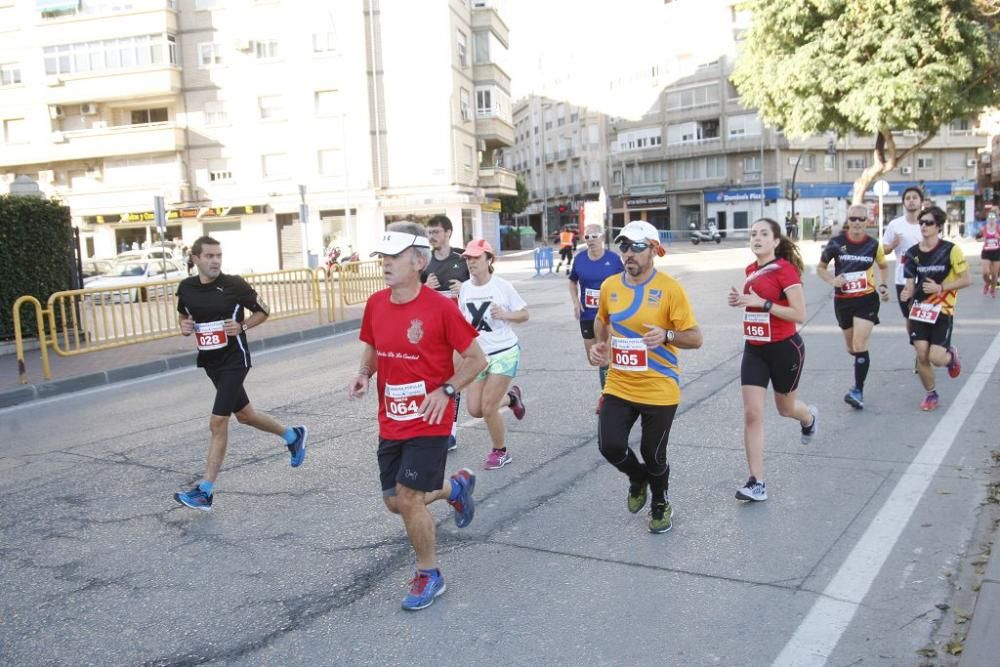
[172,236,307,511]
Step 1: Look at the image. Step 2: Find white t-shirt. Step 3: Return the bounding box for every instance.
[458,275,527,354]
[882,216,923,285]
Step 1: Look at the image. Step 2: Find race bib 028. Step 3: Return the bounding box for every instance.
[610,336,648,372]
[384,381,428,421]
[194,320,228,351]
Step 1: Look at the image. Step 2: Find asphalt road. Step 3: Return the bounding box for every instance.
[2,242,999,666]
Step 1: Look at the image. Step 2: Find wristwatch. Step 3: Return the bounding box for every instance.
[441,383,456,397]
[665,329,676,343]
[762,300,773,312]
[241,323,248,332]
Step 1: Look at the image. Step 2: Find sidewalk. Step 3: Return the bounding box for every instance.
[0,304,365,408]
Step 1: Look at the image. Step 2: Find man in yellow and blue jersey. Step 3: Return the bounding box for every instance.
[590,221,702,533]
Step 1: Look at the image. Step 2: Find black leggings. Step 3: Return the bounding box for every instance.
[598,394,677,503]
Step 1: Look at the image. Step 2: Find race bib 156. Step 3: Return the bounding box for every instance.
[743,311,772,342]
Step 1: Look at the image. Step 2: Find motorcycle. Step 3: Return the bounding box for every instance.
[689,222,722,245]
[325,246,342,269]
[339,246,359,264]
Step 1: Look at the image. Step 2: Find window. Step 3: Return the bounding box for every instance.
[802,154,816,171]
[460,88,471,121]
[846,157,866,170]
[944,152,966,170]
[665,84,720,110]
[476,88,493,116]
[456,30,467,66]
[43,34,177,75]
[262,153,288,178]
[464,145,474,172]
[824,154,836,171]
[917,154,934,169]
[3,117,26,144]
[204,101,227,126]
[318,148,342,177]
[728,113,761,137]
[312,32,336,53]
[949,118,972,135]
[130,107,168,124]
[743,155,761,174]
[254,40,279,60]
[315,90,339,116]
[208,159,232,182]
[197,43,223,68]
[258,95,284,120]
[0,63,21,86]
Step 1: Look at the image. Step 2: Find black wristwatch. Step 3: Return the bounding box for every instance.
[762,300,773,313]
[441,383,456,398]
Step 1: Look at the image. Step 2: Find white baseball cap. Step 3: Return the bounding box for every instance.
[370,231,431,257]
[614,221,666,256]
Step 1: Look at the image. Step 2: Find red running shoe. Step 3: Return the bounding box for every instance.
[947,346,961,379]
[508,385,525,420]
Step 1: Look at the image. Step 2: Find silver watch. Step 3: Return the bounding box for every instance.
[666,329,675,343]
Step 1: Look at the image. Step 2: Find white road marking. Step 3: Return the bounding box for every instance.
[773,329,1000,666]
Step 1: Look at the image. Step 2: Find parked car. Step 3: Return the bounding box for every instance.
[81,259,115,285]
[86,259,187,303]
[115,248,177,263]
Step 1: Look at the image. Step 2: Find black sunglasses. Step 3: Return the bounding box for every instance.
[918,219,939,226]
[618,241,651,253]
[847,216,867,222]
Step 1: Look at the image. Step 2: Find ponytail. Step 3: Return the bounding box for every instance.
[755,218,804,275]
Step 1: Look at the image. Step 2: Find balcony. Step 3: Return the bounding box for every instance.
[472,62,511,92]
[476,112,514,149]
[45,65,182,105]
[21,122,183,165]
[478,166,516,197]
[471,4,509,47]
[664,136,723,158]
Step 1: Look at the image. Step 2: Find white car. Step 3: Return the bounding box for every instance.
[86,259,187,303]
[115,248,178,263]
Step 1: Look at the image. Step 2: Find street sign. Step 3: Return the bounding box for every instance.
[873,179,890,197]
[153,196,167,232]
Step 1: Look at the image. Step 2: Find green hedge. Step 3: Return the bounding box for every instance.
[0,195,73,340]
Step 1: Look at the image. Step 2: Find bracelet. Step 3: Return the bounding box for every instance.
[358,366,373,378]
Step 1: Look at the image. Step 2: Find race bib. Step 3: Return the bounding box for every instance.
[743,311,772,342]
[908,302,942,324]
[841,270,869,294]
[194,320,228,351]
[384,381,427,421]
[610,336,648,372]
[584,288,600,309]
[985,238,999,251]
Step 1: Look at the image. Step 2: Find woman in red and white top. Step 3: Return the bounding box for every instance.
[977,212,1000,297]
[726,218,817,502]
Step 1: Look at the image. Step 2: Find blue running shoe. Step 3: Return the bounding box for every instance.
[287,426,307,467]
[174,485,213,511]
[844,387,864,410]
[447,435,458,452]
[401,569,446,610]
[447,468,476,528]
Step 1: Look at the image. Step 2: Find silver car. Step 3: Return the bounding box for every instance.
[86,259,187,303]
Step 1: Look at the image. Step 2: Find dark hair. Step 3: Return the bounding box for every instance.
[191,235,221,256]
[426,215,453,234]
[902,186,924,202]
[752,218,804,275]
[919,205,947,227]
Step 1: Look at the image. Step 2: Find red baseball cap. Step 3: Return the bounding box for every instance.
[462,239,495,257]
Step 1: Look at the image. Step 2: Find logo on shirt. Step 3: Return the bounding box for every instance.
[648,289,662,306]
[406,319,424,344]
[610,293,619,303]
[466,301,493,332]
[216,287,224,292]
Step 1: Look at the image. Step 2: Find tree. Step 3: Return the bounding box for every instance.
[732,0,1000,203]
[500,177,529,218]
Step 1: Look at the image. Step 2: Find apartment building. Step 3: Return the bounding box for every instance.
[0,0,514,272]
[506,96,609,238]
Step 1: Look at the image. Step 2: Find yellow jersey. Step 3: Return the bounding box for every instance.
[596,270,698,406]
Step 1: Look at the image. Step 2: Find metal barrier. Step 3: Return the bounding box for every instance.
[533,247,554,276]
[11,264,392,384]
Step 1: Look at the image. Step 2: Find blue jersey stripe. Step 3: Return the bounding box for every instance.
[610,321,679,366]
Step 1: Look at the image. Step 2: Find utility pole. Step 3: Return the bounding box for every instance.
[540,98,548,242]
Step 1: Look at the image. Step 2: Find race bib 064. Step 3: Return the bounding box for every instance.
[384,381,427,421]
[743,311,772,342]
[908,302,942,324]
[194,320,228,351]
[610,336,648,372]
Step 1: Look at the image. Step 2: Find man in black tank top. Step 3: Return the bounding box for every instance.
[422,215,470,451]
[172,236,308,511]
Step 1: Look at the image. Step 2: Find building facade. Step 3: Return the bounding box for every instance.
[0,0,515,272]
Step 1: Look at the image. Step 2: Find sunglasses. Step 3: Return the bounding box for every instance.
[618,241,651,253]
[584,234,602,241]
[847,216,867,222]
[918,219,939,226]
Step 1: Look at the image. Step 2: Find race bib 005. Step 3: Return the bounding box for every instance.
[743,311,772,342]
[610,336,648,372]
[841,270,869,294]
[194,320,228,351]
[908,302,941,324]
[384,381,427,421]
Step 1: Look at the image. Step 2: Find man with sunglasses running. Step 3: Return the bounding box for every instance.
[589,221,702,534]
[568,223,623,413]
[349,222,487,611]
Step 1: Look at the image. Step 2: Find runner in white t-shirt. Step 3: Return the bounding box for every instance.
[458,239,529,470]
[882,186,925,321]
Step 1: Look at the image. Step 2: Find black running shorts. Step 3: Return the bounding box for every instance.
[834,293,880,330]
[560,246,573,262]
[579,318,595,340]
[741,334,805,395]
[908,313,953,349]
[204,366,250,416]
[378,436,449,495]
[981,249,1000,262]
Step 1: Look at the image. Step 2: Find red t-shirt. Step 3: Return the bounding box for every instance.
[360,286,478,439]
[742,258,801,345]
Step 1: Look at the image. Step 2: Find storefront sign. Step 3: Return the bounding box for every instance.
[950,180,976,197]
[84,205,265,225]
[624,196,669,208]
[482,201,502,213]
[705,187,781,203]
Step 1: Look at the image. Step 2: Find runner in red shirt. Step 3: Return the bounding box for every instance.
[727,218,817,502]
[348,221,487,611]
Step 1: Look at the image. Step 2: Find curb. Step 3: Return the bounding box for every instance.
[0,318,361,410]
[960,544,1000,665]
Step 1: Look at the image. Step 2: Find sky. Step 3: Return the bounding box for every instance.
[500,0,738,118]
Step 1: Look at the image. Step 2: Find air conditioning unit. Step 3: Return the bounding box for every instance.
[50,131,66,143]
[967,159,978,167]
[80,102,98,115]
[900,166,913,175]
[49,105,64,119]
[235,38,253,52]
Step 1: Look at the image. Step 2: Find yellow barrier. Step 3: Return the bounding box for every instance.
[11,265,388,384]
